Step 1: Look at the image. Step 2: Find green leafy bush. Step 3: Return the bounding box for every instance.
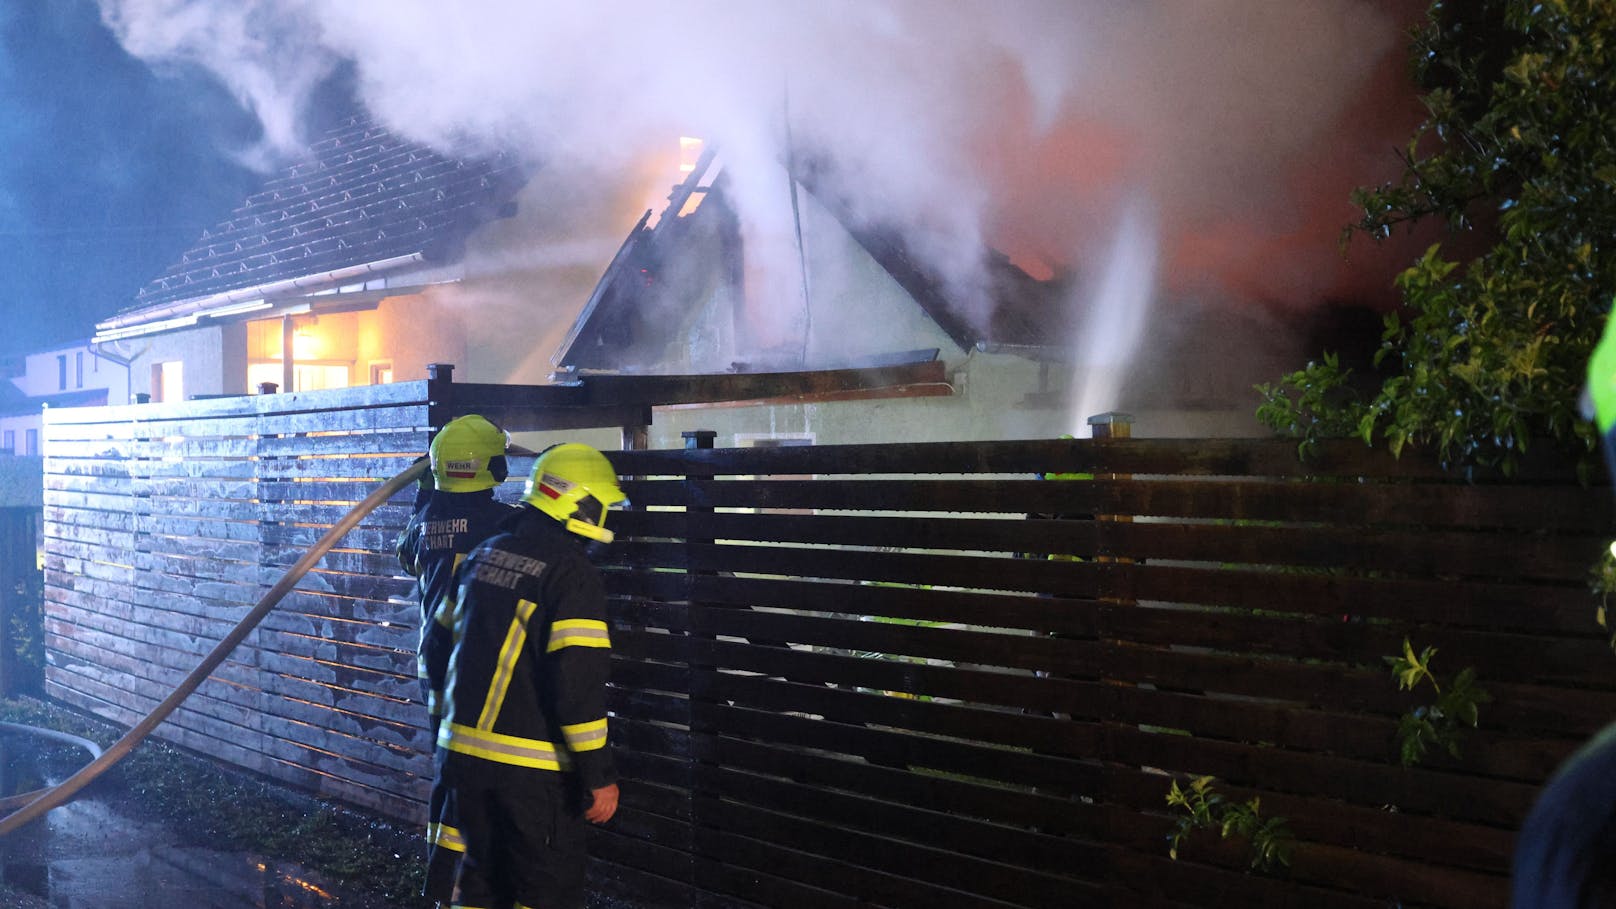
[1257,0,1616,474]
[1386,638,1491,766]
[1166,775,1294,873]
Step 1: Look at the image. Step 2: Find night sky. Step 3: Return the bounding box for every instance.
[0,0,263,356]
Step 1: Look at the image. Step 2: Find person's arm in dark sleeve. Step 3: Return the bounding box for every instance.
[396,510,425,577]
[419,578,460,740]
[540,555,617,814]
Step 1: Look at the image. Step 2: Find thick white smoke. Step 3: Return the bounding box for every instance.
[98,0,1417,338]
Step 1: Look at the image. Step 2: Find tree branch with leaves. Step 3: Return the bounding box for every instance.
[1387,637,1491,767]
[1258,0,1616,474]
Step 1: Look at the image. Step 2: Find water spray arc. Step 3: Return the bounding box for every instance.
[0,460,429,835]
[1069,196,1159,436]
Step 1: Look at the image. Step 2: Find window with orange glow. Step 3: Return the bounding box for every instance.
[246,362,350,393]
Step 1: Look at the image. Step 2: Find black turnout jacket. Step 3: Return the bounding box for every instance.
[396,489,516,726]
[434,507,617,794]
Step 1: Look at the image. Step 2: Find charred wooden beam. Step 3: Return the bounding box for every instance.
[437,361,950,431]
[579,360,949,408]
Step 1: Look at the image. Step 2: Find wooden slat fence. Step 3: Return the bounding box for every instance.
[591,438,1616,909]
[39,404,1616,908]
[42,384,435,815]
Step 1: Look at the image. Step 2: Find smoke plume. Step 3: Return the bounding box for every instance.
[97,0,1426,340]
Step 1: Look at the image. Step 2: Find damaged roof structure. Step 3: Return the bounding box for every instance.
[555,149,1074,377]
[80,115,948,425]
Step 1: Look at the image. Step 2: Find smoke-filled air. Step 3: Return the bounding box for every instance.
[97,0,1427,416]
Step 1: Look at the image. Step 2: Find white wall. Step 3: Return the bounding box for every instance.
[126,324,245,401]
[12,342,128,399]
[0,340,133,455]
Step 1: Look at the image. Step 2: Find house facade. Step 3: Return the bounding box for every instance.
[552,154,1277,451]
[89,117,1280,451]
[0,340,130,456]
[88,115,593,400]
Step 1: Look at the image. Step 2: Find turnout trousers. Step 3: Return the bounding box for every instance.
[424,764,588,909]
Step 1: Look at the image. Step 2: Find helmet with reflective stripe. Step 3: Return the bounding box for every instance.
[522,443,627,543]
[429,415,509,492]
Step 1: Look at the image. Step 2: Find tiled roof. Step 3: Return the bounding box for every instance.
[127,115,525,312]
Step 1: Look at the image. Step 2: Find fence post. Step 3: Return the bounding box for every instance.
[680,428,717,893]
[1086,411,1144,797]
[426,363,455,434]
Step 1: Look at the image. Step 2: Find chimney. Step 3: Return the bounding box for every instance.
[1086,411,1133,440]
[682,429,717,450]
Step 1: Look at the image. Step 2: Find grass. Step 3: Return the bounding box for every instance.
[0,697,433,907]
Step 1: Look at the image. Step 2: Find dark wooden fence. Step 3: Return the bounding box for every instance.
[39,399,1616,908]
[592,438,1616,909]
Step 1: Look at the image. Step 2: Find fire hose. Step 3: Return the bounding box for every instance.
[0,459,427,835]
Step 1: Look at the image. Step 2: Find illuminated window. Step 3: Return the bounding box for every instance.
[247,362,350,393]
[296,364,350,391]
[293,327,322,361]
[153,361,183,403]
[369,361,394,385]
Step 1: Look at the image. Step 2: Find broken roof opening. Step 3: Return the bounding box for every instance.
[553,146,1074,375]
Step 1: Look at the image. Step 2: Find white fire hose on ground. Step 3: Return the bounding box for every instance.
[0,460,427,835]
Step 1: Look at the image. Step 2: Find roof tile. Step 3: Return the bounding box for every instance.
[125,114,525,312]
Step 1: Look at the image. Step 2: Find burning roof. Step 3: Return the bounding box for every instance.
[555,153,1072,374]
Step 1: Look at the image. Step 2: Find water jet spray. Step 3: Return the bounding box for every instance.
[1069,195,1159,437]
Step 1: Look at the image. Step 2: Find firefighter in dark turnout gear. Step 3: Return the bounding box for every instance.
[397,414,518,740]
[1509,308,1616,908]
[424,443,626,909]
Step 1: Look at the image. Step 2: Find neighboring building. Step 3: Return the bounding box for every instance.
[0,341,131,456]
[90,115,534,398]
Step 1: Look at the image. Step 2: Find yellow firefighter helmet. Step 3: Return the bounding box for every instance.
[522,443,627,543]
[429,415,509,492]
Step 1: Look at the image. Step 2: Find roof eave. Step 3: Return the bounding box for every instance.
[93,252,427,343]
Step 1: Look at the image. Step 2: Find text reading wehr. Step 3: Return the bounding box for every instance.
[420,518,471,552]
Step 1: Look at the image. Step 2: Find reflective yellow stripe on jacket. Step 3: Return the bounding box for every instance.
[439,722,569,771]
[429,822,465,853]
[547,618,610,652]
[562,718,608,752]
[476,599,539,729]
